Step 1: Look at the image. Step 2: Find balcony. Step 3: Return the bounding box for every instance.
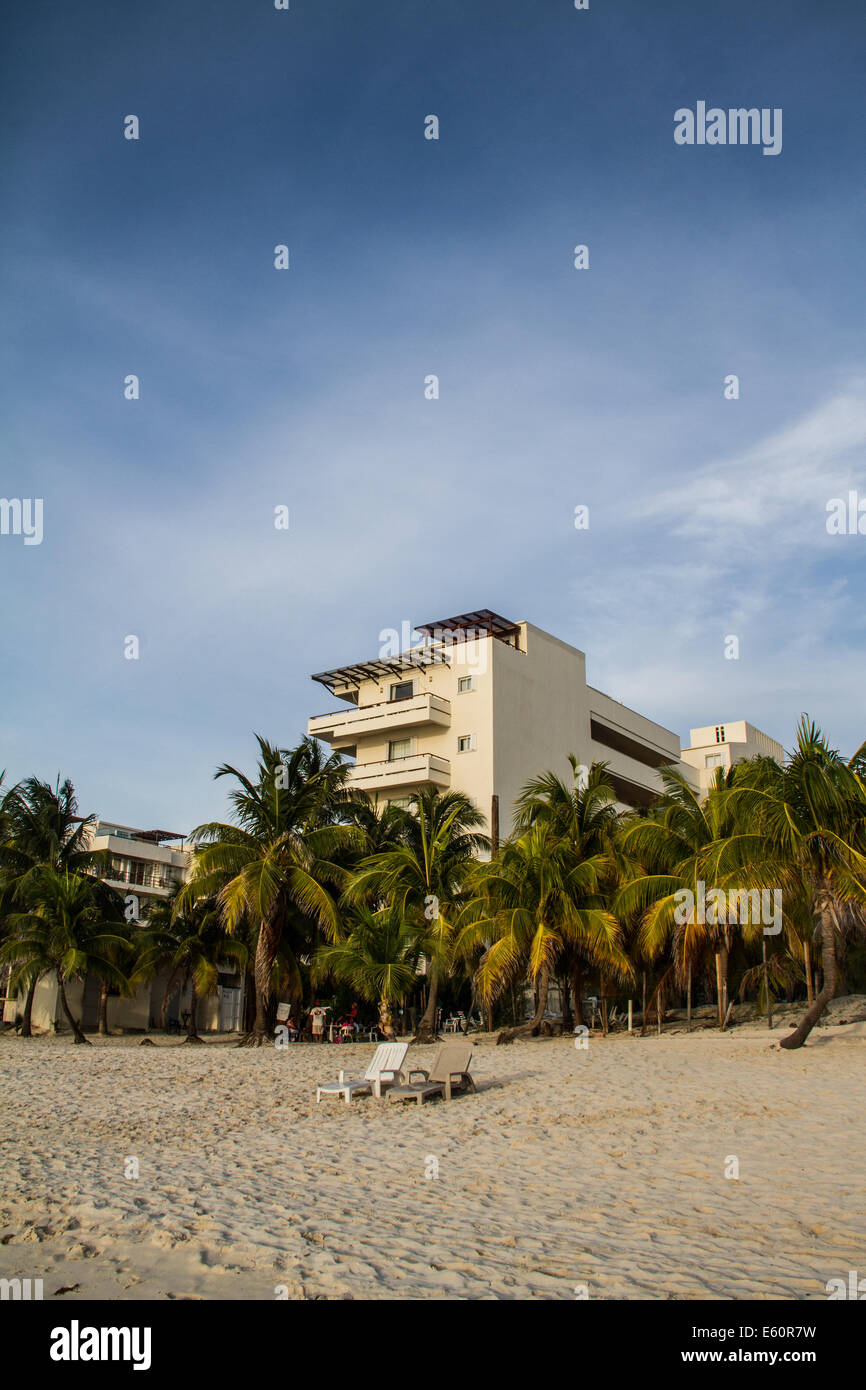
[308,693,451,749]
[346,752,451,793]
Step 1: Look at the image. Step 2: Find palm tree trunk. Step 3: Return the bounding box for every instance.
[378,996,396,1040]
[19,978,38,1037]
[237,920,280,1046]
[184,980,204,1044]
[780,895,838,1050]
[572,962,583,1027]
[561,973,574,1032]
[496,964,551,1043]
[159,967,182,1030]
[715,948,729,1027]
[686,961,692,1032]
[98,981,110,1035]
[803,938,814,1006]
[58,976,90,1045]
[413,963,440,1043]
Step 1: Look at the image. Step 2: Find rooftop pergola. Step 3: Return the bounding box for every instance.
[311,647,449,695]
[416,608,521,644]
[311,610,521,696]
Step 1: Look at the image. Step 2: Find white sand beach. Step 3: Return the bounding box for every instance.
[2,1009,864,1301]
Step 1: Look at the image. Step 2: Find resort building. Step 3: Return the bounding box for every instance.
[310,609,688,840]
[680,721,786,795]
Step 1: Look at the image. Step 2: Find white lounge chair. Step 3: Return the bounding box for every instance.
[316,1041,409,1105]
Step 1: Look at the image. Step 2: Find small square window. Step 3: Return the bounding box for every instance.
[389,738,411,760]
[457,676,474,693]
[390,681,414,701]
[457,734,476,754]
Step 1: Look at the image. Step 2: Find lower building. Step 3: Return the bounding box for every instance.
[680,721,785,795]
[2,821,246,1035]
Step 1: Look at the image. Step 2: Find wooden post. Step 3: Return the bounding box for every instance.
[656,984,663,1035]
[715,953,724,1026]
[804,939,814,1006]
[686,963,692,1032]
[627,999,633,1033]
[720,999,735,1032]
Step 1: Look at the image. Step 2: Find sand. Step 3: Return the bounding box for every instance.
[1,1005,864,1301]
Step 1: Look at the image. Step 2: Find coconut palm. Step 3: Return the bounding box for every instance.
[458,821,631,1040]
[135,890,248,1042]
[312,904,417,1039]
[730,718,866,1049]
[0,777,112,1033]
[0,775,105,887]
[616,763,758,1027]
[0,868,130,1043]
[184,736,357,1045]
[0,905,54,1036]
[514,757,625,1025]
[343,787,488,1043]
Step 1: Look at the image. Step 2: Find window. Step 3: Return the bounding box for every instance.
[390,680,414,701]
[457,676,475,693]
[388,738,412,760]
[387,796,413,811]
[457,734,476,753]
[705,753,723,768]
[715,726,726,743]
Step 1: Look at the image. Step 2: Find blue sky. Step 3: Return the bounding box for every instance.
[2,0,865,831]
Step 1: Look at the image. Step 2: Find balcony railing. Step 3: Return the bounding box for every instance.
[346,752,451,790]
[309,693,451,744]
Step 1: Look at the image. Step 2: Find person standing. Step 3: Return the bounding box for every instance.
[309,1002,326,1043]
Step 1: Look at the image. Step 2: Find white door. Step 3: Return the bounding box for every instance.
[219,987,242,1032]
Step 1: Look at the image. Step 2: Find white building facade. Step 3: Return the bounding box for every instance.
[308,609,776,839]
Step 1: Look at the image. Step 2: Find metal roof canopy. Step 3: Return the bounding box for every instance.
[416,609,521,643]
[311,647,450,694]
[134,829,186,844]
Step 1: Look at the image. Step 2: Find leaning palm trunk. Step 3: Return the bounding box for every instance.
[496,963,551,1043]
[19,978,38,1037]
[413,964,440,1043]
[58,976,90,1045]
[159,967,183,1030]
[780,892,838,1050]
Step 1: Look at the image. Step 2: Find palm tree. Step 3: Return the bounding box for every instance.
[184,736,356,1045]
[0,868,130,1043]
[0,776,110,1034]
[514,757,624,1025]
[312,904,417,1039]
[135,890,248,1042]
[731,718,866,1049]
[0,906,54,1036]
[616,764,754,1027]
[458,821,631,1041]
[343,787,488,1043]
